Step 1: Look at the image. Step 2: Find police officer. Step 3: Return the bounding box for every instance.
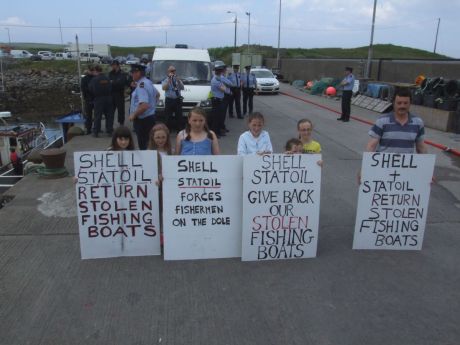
[228,64,243,119]
[242,65,257,115]
[210,64,232,137]
[89,65,113,137]
[128,64,159,150]
[108,60,128,126]
[161,65,184,131]
[81,65,95,135]
[338,66,355,122]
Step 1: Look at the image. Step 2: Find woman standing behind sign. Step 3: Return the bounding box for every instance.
[175,107,220,155]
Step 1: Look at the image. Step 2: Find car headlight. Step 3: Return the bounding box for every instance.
[200,99,212,107]
[157,100,164,107]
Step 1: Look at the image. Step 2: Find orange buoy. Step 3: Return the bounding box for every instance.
[326,86,336,96]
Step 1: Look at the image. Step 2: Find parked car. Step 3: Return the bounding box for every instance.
[37,51,55,60]
[126,54,140,65]
[10,49,33,59]
[29,54,42,61]
[100,55,113,64]
[114,56,127,64]
[79,52,101,63]
[251,68,280,94]
[54,52,71,60]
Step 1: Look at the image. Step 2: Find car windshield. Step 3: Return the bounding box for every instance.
[252,70,275,78]
[151,60,213,85]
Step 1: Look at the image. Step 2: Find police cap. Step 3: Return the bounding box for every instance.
[214,64,226,71]
[131,64,146,72]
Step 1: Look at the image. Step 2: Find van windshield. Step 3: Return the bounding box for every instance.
[151,60,212,85]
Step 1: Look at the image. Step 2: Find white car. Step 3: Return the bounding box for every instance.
[251,68,280,94]
[79,52,101,63]
[37,51,55,60]
[54,52,71,60]
[126,55,140,65]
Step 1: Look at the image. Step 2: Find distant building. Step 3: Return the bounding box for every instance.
[66,43,111,57]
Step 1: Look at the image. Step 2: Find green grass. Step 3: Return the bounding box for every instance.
[110,46,155,58]
[3,42,451,64]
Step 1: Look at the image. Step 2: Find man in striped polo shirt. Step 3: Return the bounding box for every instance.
[366,88,427,154]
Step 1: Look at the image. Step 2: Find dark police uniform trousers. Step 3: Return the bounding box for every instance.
[211,96,225,135]
[341,90,352,121]
[89,74,113,135]
[164,97,184,131]
[229,87,242,118]
[243,87,255,114]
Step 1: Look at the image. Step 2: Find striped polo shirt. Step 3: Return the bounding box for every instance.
[369,112,425,153]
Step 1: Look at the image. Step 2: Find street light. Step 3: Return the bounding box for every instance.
[227,11,237,49]
[245,12,251,54]
[365,0,377,79]
[276,0,282,70]
[5,28,11,45]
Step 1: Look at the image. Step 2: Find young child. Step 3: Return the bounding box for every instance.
[108,126,135,151]
[147,124,171,251]
[297,118,321,153]
[284,138,303,154]
[237,112,273,155]
[175,107,220,155]
[297,118,322,166]
[148,123,172,156]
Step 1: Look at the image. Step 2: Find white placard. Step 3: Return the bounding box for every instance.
[353,152,435,250]
[74,151,161,259]
[162,155,243,260]
[241,154,322,261]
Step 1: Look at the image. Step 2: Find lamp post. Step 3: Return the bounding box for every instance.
[5,28,11,45]
[245,11,251,54]
[365,0,377,79]
[276,0,282,70]
[227,11,237,49]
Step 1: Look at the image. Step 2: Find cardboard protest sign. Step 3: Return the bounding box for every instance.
[241,154,322,261]
[74,151,161,259]
[162,156,243,260]
[353,152,435,250]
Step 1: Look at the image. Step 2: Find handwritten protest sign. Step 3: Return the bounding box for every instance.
[162,156,243,260]
[353,153,435,250]
[74,151,161,259]
[241,154,322,261]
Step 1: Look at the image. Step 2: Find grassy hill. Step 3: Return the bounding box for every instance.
[2,42,451,63]
[209,44,450,65]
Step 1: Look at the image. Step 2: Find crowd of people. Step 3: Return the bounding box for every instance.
[81,59,426,159]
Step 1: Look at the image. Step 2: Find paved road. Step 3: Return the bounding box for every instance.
[0,84,459,345]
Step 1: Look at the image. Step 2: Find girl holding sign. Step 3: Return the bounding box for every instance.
[297,119,321,154]
[109,126,136,151]
[175,107,220,155]
[148,123,172,155]
[237,112,273,155]
[297,119,323,166]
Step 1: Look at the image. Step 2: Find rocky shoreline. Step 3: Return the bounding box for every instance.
[0,68,82,121]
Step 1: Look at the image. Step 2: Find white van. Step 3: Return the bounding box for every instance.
[150,47,213,117]
[10,50,33,59]
[79,52,101,63]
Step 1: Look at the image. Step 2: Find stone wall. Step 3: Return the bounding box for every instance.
[0,69,82,121]
[265,58,460,83]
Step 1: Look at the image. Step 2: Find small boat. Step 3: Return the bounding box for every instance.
[0,111,64,194]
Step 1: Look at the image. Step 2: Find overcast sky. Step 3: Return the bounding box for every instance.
[1,0,459,58]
